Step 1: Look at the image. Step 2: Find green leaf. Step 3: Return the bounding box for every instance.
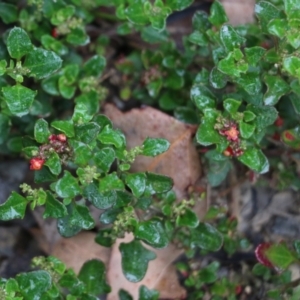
[73,92,99,123]
[245,47,266,66]
[196,109,223,146]
[78,259,111,295]
[75,123,100,144]
[51,120,75,137]
[42,74,60,96]
[207,158,231,187]
[0,113,11,144]
[267,19,288,38]
[198,262,219,284]
[98,125,126,148]
[57,203,95,237]
[166,0,193,10]
[188,31,209,46]
[192,11,210,31]
[0,192,27,221]
[66,27,90,46]
[95,228,115,247]
[247,104,278,129]
[174,106,199,124]
[209,67,227,89]
[99,172,124,191]
[243,110,256,122]
[223,98,241,115]
[94,147,116,173]
[34,167,57,183]
[176,208,199,228]
[43,192,67,218]
[0,3,17,24]
[191,222,223,251]
[139,286,159,300]
[41,34,68,56]
[205,150,231,187]
[145,172,173,195]
[144,0,170,31]
[120,239,156,282]
[7,27,32,59]
[284,0,300,17]
[100,207,122,224]
[61,63,79,84]
[0,60,7,76]
[119,289,133,300]
[283,56,300,77]
[125,0,148,25]
[125,172,146,197]
[58,82,75,99]
[34,119,50,143]
[69,140,92,166]
[238,148,269,173]
[147,78,162,98]
[218,52,248,77]
[142,137,170,156]
[234,72,262,96]
[83,183,116,209]
[219,25,246,52]
[141,26,169,44]
[255,1,282,33]
[83,55,106,77]
[51,5,75,25]
[265,243,296,270]
[208,1,228,26]
[2,85,36,117]
[190,85,216,111]
[45,152,62,176]
[17,271,51,299]
[24,48,62,79]
[287,19,300,48]
[55,171,81,198]
[290,92,300,114]
[239,122,255,139]
[135,219,169,248]
[263,75,290,105]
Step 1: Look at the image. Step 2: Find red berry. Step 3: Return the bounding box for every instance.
[235,285,242,295]
[51,28,58,38]
[284,131,295,141]
[223,146,234,157]
[272,132,281,141]
[260,42,270,49]
[48,134,57,142]
[30,157,45,171]
[255,243,273,268]
[274,117,284,127]
[57,134,67,142]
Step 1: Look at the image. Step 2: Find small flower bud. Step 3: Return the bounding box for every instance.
[51,28,58,38]
[57,134,67,142]
[223,146,234,157]
[48,134,57,142]
[30,157,45,171]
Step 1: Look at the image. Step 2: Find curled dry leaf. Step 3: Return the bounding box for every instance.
[103,104,201,199]
[107,233,186,300]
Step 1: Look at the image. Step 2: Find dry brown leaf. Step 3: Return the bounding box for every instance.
[221,0,255,25]
[51,232,111,273]
[32,229,111,273]
[107,233,186,300]
[103,104,201,199]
